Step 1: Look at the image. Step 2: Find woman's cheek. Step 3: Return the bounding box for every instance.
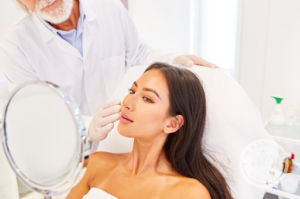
[141,106,165,123]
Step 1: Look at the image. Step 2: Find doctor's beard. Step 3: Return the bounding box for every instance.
[34,0,73,24]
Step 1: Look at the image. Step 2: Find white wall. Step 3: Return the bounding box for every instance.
[261,0,300,121]
[0,0,24,111]
[239,0,300,122]
[238,0,271,115]
[128,0,191,55]
[0,1,25,39]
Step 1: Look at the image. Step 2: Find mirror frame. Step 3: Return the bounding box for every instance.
[0,81,89,197]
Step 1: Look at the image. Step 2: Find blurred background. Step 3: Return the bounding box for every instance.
[1,0,300,123]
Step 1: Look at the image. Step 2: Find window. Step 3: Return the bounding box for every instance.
[191,0,242,78]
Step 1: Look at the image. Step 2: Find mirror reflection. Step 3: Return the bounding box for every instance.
[1,82,86,199]
[5,84,79,186]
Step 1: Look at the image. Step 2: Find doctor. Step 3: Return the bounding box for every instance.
[0,0,217,147]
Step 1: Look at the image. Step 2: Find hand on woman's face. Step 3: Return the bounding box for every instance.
[117,69,178,140]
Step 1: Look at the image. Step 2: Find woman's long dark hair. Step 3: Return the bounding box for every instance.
[145,63,233,199]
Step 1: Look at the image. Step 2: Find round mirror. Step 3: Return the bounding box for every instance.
[0,82,89,198]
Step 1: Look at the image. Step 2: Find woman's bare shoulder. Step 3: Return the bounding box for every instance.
[88,152,128,168]
[66,152,129,199]
[169,177,211,199]
[89,151,126,162]
[185,178,211,199]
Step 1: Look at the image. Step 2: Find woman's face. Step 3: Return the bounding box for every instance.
[117,69,174,139]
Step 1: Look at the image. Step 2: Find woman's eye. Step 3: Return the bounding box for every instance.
[128,88,135,94]
[143,97,153,103]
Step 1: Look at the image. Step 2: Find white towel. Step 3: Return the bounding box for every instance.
[83,188,118,199]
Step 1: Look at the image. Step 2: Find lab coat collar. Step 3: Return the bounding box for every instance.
[32,14,82,58]
[31,0,96,44]
[81,0,97,22]
[32,14,53,43]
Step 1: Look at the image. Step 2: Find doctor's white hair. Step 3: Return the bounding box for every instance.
[13,0,31,14]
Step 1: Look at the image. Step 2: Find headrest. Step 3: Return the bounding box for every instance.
[97,65,273,198]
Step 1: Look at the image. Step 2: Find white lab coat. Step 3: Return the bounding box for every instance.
[0,0,177,120]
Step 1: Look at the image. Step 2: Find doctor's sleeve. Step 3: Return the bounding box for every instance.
[117,2,179,68]
[0,42,39,92]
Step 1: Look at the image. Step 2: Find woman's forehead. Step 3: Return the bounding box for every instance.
[136,70,169,93]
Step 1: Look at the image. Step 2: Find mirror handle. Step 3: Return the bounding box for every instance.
[82,135,91,158]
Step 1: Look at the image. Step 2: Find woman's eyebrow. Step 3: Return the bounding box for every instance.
[133,81,161,99]
[143,88,161,99]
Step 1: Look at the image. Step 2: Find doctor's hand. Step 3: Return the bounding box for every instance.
[172,55,219,68]
[88,100,121,141]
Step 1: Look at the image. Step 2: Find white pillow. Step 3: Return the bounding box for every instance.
[97,65,273,199]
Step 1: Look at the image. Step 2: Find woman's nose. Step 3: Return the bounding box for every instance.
[122,95,135,111]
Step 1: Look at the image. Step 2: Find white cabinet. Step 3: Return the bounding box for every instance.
[264,122,300,199]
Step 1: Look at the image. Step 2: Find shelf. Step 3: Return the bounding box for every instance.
[265,183,300,199]
[265,122,300,146]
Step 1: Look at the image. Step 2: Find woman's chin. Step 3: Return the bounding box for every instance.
[117,123,134,138]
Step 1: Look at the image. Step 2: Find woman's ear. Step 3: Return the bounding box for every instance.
[164,115,184,134]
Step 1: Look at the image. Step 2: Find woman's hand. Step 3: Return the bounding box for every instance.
[172,55,219,68]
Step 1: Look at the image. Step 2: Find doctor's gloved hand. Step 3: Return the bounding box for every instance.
[172,55,219,68]
[88,100,121,141]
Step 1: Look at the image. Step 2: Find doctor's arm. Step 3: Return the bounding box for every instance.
[118,2,218,69]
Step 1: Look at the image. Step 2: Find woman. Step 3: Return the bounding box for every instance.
[67,63,233,199]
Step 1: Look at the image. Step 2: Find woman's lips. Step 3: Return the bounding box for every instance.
[120,113,133,124]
